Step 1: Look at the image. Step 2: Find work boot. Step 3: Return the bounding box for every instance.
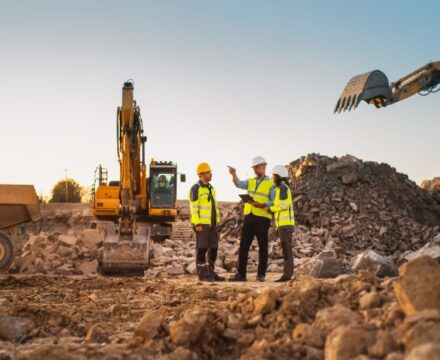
[197,264,215,282]
[275,276,291,283]
[229,273,247,282]
[209,262,225,281]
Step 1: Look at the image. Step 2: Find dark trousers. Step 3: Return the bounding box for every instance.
[279,226,294,278]
[196,226,218,273]
[237,215,270,277]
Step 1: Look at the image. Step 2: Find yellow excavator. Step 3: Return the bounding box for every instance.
[334,61,440,113]
[0,185,41,272]
[93,80,185,272]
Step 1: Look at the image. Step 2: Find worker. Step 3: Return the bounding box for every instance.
[228,156,275,282]
[155,175,171,194]
[266,165,295,282]
[188,163,224,282]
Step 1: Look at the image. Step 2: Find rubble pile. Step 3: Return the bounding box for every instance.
[288,154,440,255]
[11,229,103,275]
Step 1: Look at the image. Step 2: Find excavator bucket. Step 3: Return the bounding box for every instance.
[101,224,151,273]
[334,70,393,113]
[0,185,41,271]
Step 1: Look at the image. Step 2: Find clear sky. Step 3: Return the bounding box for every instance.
[1,0,439,201]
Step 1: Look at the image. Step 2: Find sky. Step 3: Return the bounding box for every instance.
[1,0,439,201]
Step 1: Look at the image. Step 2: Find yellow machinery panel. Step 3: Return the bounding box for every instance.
[93,185,119,218]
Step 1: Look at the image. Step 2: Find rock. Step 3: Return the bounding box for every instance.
[253,288,279,316]
[78,260,99,274]
[403,242,440,263]
[403,309,440,351]
[350,250,397,277]
[162,346,199,360]
[359,291,382,309]
[85,325,109,344]
[57,235,78,247]
[223,254,238,271]
[325,325,375,360]
[292,323,324,348]
[186,262,197,275]
[393,256,440,315]
[0,316,31,342]
[167,265,185,276]
[296,251,344,278]
[405,343,440,360]
[82,229,104,249]
[170,308,207,346]
[134,310,162,341]
[367,329,397,358]
[341,172,358,185]
[314,305,359,336]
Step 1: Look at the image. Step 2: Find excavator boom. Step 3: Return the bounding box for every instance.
[334,61,440,113]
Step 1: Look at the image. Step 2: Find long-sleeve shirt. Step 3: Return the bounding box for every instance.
[234,176,275,206]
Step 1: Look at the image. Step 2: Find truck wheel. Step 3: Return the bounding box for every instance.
[0,232,14,272]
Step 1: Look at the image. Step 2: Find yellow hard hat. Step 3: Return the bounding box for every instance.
[196,162,211,175]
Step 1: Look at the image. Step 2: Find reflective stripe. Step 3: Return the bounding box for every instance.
[247,191,269,199]
[199,205,211,210]
[199,215,211,220]
[278,216,293,221]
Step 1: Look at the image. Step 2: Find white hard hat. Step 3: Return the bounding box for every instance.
[251,156,267,167]
[272,165,288,178]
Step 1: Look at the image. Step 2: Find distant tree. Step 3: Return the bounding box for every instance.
[49,179,82,203]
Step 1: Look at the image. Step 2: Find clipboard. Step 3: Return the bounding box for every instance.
[239,194,254,203]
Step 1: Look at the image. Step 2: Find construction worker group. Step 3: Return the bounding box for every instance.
[188,157,295,283]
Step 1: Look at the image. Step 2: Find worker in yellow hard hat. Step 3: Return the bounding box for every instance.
[188,163,224,282]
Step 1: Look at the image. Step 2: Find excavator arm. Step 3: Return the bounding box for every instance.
[334,61,440,113]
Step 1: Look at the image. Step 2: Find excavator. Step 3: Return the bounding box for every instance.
[334,61,440,113]
[92,80,185,273]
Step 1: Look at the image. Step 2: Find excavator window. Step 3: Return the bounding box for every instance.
[150,169,176,208]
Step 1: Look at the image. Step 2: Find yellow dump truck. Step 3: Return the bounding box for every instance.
[0,185,41,272]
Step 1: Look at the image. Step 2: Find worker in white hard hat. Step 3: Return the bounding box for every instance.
[227,156,275,282]
[264,165,295,282]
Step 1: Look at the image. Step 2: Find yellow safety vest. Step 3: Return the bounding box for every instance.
[188,183,220,226]
[270,183,295,228]
[244,177,272,220]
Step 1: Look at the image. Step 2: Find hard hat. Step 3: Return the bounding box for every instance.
[196,162,211,175]
[251,156,267,167]
[272,165,288,178]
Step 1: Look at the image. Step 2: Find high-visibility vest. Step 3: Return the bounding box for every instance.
[244,177,272,220]
[270,182,295,228]
[188,183,220,226]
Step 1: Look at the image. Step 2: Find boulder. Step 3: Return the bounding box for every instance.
[393,256,440,315]
[350,250,397,277]
[134,310,162,341]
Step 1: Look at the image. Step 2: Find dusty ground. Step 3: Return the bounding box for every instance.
[0,273,283,359]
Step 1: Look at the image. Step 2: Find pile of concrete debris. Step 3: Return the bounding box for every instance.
[10,229,103,275]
